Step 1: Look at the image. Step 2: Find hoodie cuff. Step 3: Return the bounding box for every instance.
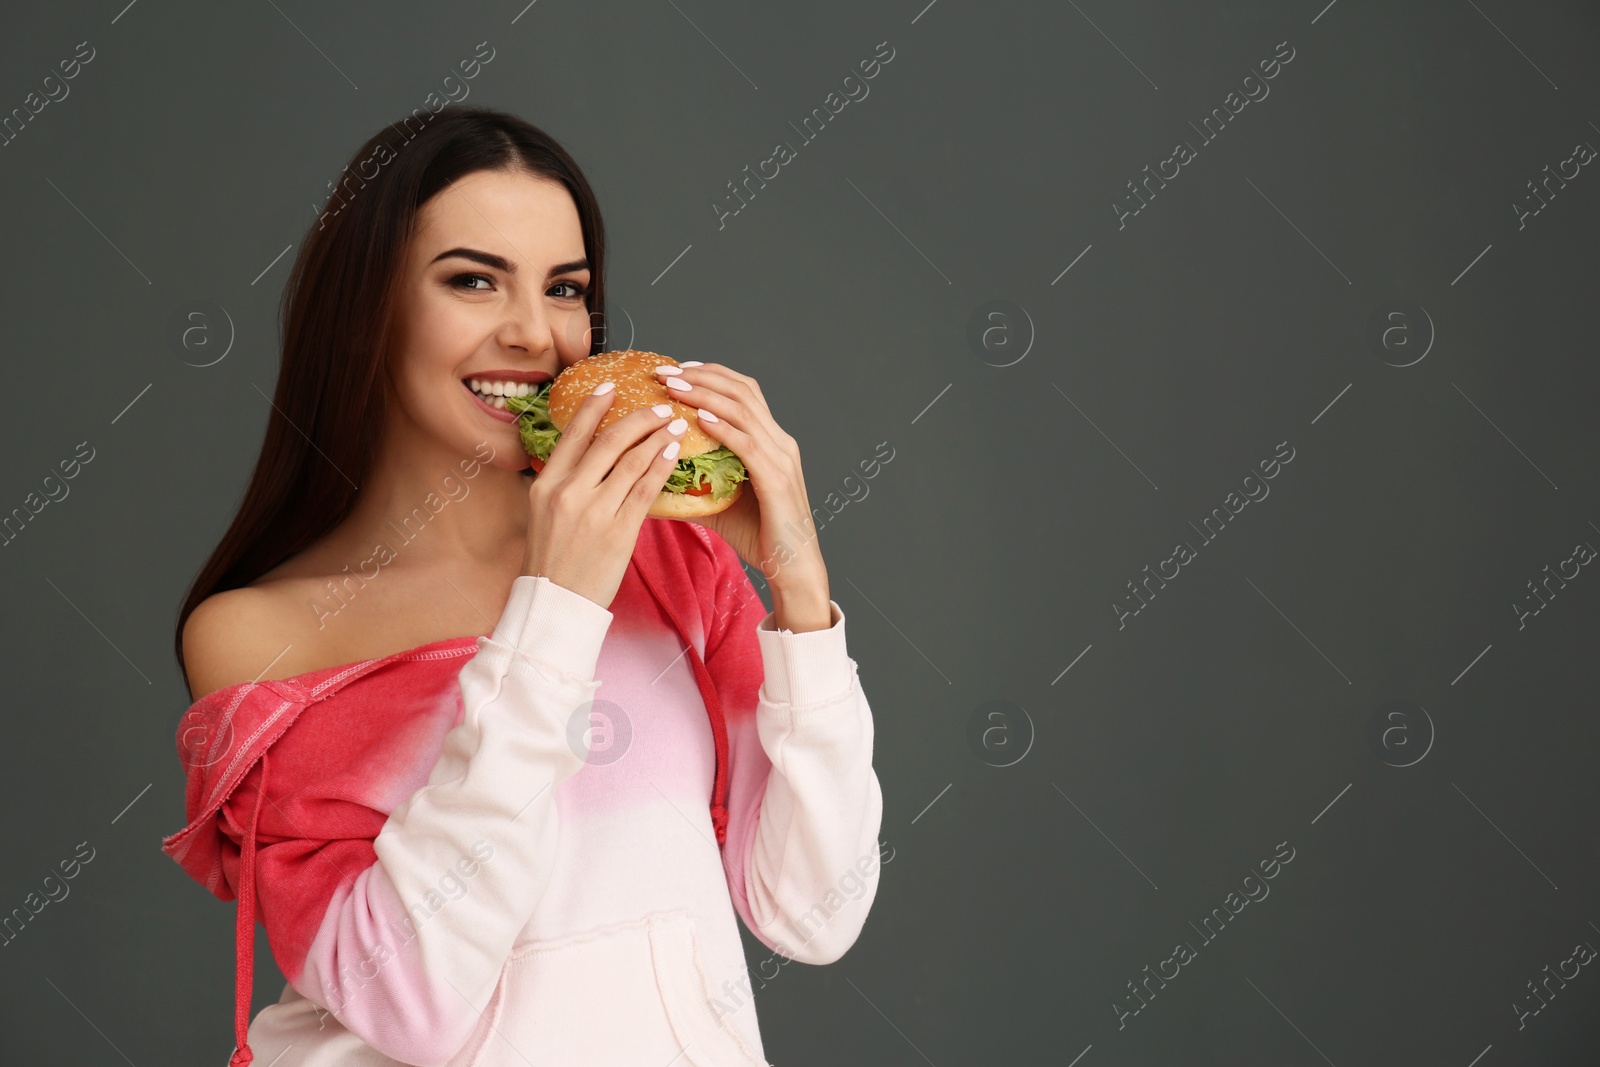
[490,575,614,680]
[755,600,852,707]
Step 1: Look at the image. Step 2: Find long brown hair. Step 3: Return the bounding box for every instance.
[173,106,607,679]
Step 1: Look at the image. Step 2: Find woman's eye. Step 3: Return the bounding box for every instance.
[450,273,494,292]
[551,281,588,299]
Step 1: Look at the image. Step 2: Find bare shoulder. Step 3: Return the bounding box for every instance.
[181,578,326,701]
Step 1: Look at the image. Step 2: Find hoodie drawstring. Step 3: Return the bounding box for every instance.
[230,750,269,1066]
[630,560,731,844]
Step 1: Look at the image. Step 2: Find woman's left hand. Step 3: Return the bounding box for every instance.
[655,360,833,632]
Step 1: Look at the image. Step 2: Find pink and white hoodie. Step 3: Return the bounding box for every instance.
[161,518,885,1066]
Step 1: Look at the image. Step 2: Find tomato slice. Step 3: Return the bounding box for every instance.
[684,476,712,496]
[527,454,546,473]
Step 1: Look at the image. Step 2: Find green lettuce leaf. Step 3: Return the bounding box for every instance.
[662,445,748,500]
[505,386,560,461]
[507,383,748,499]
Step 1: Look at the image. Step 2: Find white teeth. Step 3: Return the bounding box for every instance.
[467,378,541,402]
[493,395,508,409]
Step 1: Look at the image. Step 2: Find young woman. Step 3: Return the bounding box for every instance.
[162,106,885,1066]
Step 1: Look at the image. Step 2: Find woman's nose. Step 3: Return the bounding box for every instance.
[500,298,556,353]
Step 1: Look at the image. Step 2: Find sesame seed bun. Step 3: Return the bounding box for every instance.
[547,350,744,518]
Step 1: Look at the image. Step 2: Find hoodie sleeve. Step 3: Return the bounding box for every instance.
[220,575,611,1066]
[704,537,886,965]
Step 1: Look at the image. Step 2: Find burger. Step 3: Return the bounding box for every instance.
[505,350,749,518]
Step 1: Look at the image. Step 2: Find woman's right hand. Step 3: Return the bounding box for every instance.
[521,382,687,609]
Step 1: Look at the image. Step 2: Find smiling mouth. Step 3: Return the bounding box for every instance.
[463,377,549,411]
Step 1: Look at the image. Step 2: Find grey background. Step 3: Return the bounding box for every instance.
[1,0,1597,1063]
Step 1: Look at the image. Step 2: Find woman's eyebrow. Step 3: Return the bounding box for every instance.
[546,258,590,277]
[431,247,515,273]
[429,248,590,277]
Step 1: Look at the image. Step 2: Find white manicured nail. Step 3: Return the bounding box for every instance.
[592,380,615,395]
[663,440,681,460]
[680,360,704,367]
[651,403,673,417]
[664,376,691,392]
[667,417,688,435]
[655,365,682,375]
[697,408,718,423]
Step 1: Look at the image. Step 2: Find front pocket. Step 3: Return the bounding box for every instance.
[479,911,764,1067]
[646,912,767,1067]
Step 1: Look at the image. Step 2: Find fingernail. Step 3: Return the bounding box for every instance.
[655,365,682,376]
[592,380,615,395]
[667,417,688,435]
[697,407,719,423]
[663,440,681,460]
[651,403,673,417]
[664,376,692,392]
[680,360,704,367]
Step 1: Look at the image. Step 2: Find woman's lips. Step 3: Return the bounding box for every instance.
[464,381,519,423]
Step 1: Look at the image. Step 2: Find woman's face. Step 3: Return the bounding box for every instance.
[388,167,594,470]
